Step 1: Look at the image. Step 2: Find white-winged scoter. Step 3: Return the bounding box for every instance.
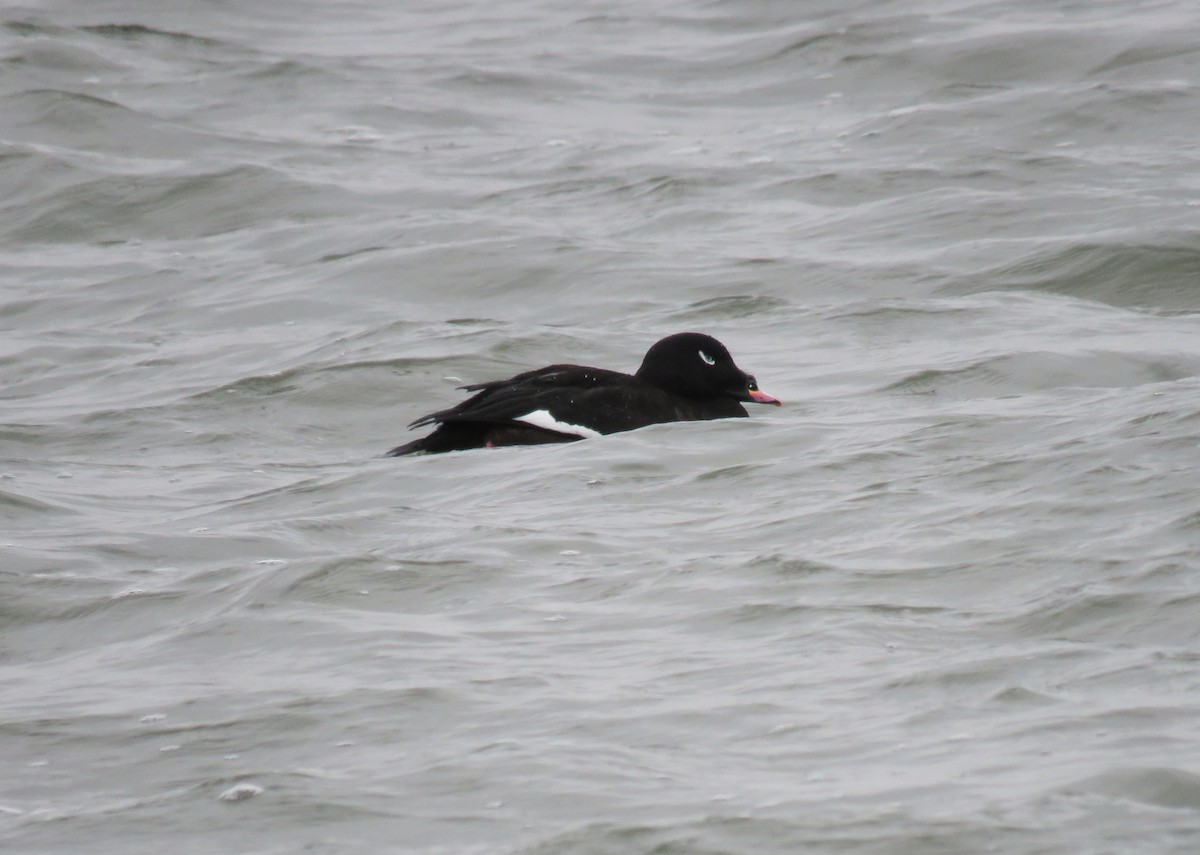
[386,332,780,456]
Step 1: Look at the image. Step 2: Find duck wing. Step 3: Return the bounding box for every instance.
[407,365,637,437]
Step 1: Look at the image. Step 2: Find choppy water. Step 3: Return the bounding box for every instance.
[4,1,1200,852]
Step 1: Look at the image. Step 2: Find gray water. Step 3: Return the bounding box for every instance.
[3,1,1200,852]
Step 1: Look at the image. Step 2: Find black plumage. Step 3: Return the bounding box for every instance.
[386,332,780,456]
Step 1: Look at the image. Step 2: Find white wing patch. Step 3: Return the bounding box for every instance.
[516,409,603,439]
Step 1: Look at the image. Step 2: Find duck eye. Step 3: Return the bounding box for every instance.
[699,350,715,366]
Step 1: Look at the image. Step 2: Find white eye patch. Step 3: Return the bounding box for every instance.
[699,350,715,365]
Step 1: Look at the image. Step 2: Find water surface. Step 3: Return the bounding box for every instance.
[3,1,1200,852]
